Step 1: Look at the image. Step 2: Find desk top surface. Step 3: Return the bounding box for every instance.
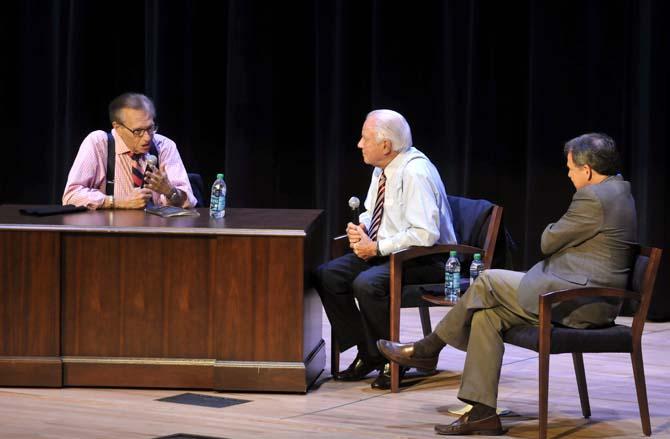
[0,205,323,237]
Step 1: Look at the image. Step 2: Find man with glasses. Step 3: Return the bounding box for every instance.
[63,92,196,209]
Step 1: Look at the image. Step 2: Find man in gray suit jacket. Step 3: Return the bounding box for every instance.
[377,133,638,436]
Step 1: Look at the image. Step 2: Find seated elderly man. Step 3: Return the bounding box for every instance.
[63,92,195,209]
[314,109,456,389]
[378,133,637,435]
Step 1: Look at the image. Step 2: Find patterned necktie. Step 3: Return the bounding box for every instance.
[130,153,144,188]
[368,171,386,241]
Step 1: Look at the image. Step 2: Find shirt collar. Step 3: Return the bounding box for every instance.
[604,174,623,183]
[375,146,420,180]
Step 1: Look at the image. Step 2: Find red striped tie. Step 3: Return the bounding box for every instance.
[368,171,386,241]
[130,153,144,188]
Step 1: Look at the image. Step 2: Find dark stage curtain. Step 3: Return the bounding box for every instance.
[1,0,669,319]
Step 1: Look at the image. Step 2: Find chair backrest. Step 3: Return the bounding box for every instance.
[447,195,502,269]
[630,246,663,342]
[188,173,206,208]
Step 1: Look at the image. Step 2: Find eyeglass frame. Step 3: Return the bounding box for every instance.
[117,121,159,138]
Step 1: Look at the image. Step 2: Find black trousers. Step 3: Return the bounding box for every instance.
[313,252,445,361]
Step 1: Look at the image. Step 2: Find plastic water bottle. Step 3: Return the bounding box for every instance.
[209,173,226,219]
[470,253,485,285]
[444,250,461,303]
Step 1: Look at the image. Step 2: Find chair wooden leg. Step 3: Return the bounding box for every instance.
[389,257,402,393]
[390,362,400,393]
[419,305,432,336]
[390,300,401,392]
[571,353,591,418]
[539,349,550,439]
[331,329,339,377]
[631,348,652,436]
[538,298,554,439]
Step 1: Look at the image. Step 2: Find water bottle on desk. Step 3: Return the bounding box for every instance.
[444,250,461,303]
[470,253,485,285]
[209,173,226,219]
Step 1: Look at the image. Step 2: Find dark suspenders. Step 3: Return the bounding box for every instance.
[105,132,159,195]
[105,132,115,195]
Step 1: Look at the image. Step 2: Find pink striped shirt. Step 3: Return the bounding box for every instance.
[62,129,196,209]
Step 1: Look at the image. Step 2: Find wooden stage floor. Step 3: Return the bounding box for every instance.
[1,307,668,438]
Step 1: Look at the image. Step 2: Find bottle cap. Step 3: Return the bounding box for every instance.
[474,253,481,260]
[216,173,224,179]
[449,250,457,257]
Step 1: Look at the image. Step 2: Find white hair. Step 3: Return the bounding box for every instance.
[366,109,413,152]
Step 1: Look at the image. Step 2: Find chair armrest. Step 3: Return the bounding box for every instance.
[538,287,640,308]
[331,234,349,259]
[388,243,482,340]
[390,244,484,265]
[536,287,641,343]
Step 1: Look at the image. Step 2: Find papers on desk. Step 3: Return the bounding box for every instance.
[144,205,200,218]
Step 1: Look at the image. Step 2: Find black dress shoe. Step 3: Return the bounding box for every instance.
[377,339,438,371]
[434,412,505,435]
[370,362,407,390]
[335,354,384,381]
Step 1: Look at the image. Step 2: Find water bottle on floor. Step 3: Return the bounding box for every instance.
[210,173,226,219]
[445,250,461,303]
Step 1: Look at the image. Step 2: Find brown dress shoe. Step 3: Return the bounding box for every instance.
[434,412,505,436]
[376,339,438,371]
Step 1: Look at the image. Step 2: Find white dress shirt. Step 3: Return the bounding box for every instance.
[359,146,456,256]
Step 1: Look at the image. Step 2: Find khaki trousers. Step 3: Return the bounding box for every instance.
[434,269,538,408]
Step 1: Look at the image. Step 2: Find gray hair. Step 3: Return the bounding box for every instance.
[108,92,156,124]
[564,133,620,176]
[366,109,413,153]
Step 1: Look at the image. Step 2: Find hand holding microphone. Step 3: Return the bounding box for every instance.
[346,195,377,260]
[145,154,158,172]
[348,196,360,225]
[143,154,171,195]
[350,225,375,260]
[346,196,369,248]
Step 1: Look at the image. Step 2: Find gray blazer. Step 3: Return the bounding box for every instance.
[517,175,638,328]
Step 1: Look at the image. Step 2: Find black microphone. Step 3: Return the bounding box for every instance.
[348,196,360,226]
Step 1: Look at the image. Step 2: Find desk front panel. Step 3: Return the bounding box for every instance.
[62,233,306,360]
[59,232,319,390]
[0,231,62,386]
[0,208,325,392]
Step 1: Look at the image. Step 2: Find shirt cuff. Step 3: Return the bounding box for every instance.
[377,239,391,257]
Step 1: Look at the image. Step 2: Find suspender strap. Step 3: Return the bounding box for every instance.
[105,131,159,196]
[106,132,115,195]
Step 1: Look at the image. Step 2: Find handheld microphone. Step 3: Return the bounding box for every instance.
[145,154,158,171]
[348,196,360,225]
[143,155,159,209]
[143,154,158,189]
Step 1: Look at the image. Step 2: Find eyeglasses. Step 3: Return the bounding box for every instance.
[118,122,158,137]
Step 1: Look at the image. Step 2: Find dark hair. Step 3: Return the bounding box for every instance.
[108,93,156,124]
[564,133,620,176]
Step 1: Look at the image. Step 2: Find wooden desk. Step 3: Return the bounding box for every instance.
[0,206,325,392]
